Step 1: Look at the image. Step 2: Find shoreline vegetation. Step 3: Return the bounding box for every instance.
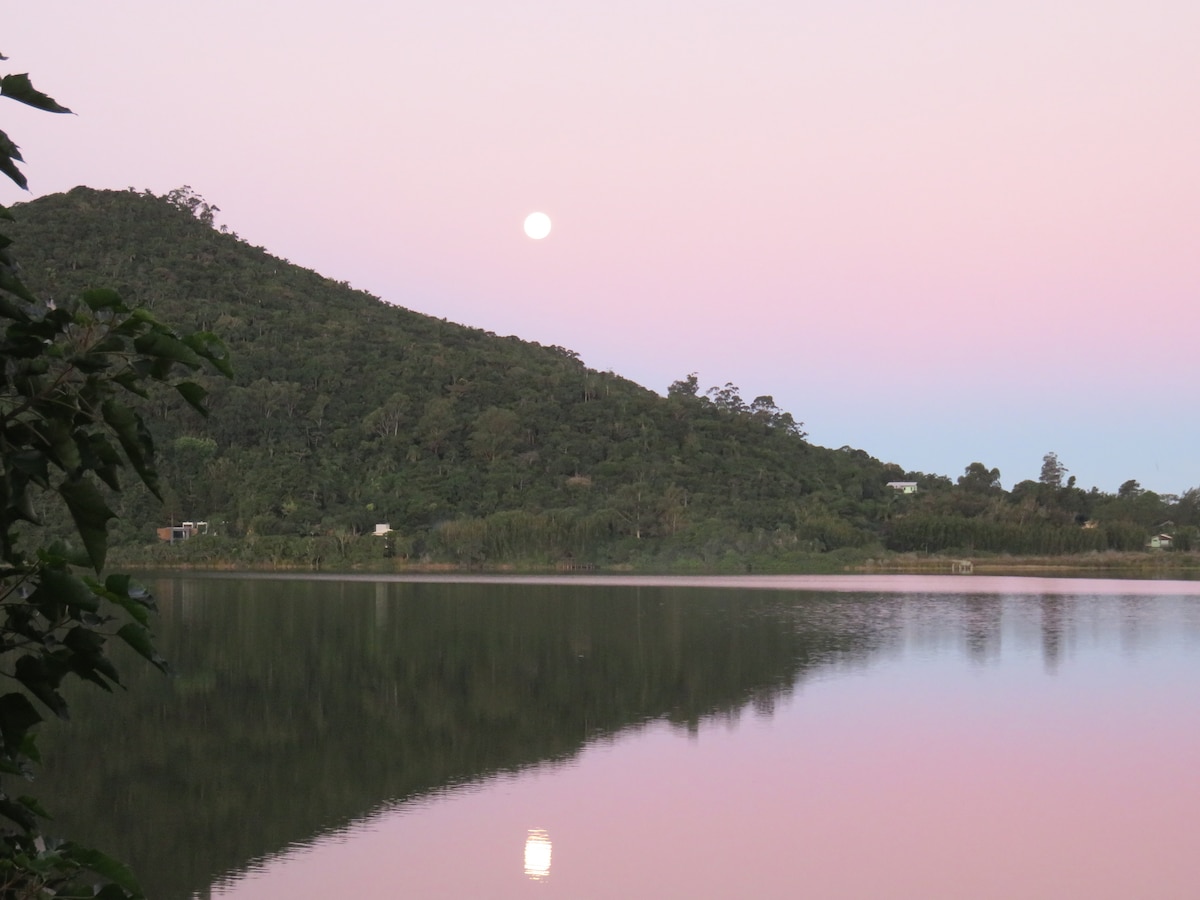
[109,540,1200,579]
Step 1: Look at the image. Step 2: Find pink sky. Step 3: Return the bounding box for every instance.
[6,2,1198,492]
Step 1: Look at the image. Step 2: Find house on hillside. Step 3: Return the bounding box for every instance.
[1146,533,1174,550]
[156,521,209,543]
[373,523,392,536]
[886,482,919,494]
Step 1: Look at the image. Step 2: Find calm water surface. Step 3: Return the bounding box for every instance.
[40,575,1200,899]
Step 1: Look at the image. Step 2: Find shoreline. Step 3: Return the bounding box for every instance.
[108,550,1200,580]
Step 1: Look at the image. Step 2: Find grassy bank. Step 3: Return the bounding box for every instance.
[107,536,1200,579]
[858,550,1200,577]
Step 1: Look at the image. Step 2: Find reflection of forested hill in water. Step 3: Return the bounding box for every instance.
[37,579,889,899]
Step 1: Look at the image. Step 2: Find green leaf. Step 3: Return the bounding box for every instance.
[84,428,124,467]
[63,627,121,689]
[98,575,154,627]
[15,795,51,820]
[0,794,38,832]
[53,544,94,569]
[4,465,43,522]
[20,731,41,765]
[0,693,43,756]
[67,350,115,374]
[43,418,81,472]
[35,566,100,612]
[59,844,143,894]
[0,158,26,190]
[0,73,72,114]
[132,329,203,369]
[175,381,209,416]
[184,330,234,377]
[0,128,23,160]
[0,273,36,309]
[0,128,27,190]
[113,306,162,335]
[101,399,160,497]
[111,368,150,397]
[103,573,131,595]
[88,333,129,355]
[56,478,115,571]
[116,624,168,673]
[106,592,150,627]
[14,657,69,720]
[80,288,126,311]
[94,884,142,900]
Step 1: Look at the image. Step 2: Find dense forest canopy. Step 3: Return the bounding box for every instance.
[10,187,1198,567]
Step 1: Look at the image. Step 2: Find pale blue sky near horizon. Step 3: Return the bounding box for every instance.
[5,2,1198,494]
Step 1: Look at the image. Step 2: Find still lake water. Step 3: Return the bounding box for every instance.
[39,574,1200,899]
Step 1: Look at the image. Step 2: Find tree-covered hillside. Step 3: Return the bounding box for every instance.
[10,187,1197,567]
[8,187,906,564]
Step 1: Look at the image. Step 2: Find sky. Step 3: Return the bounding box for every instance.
[5,1,1198,494]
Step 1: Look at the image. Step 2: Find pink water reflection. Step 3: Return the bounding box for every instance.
[212,593,1200,899]
[216,571,1200,596]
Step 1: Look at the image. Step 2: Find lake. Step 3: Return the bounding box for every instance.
[38,574,1200,899]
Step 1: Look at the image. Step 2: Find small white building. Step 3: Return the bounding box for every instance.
[373,523,392,536]
[156,521,209,543]
[886,482,919,494]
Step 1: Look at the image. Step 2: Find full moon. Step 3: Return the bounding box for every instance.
[523,212,552,240]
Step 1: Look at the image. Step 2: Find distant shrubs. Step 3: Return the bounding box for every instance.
[884,515,1146,555]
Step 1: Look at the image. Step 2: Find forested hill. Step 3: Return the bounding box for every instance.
[12,187,1193,566]
[9,186,911,564]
